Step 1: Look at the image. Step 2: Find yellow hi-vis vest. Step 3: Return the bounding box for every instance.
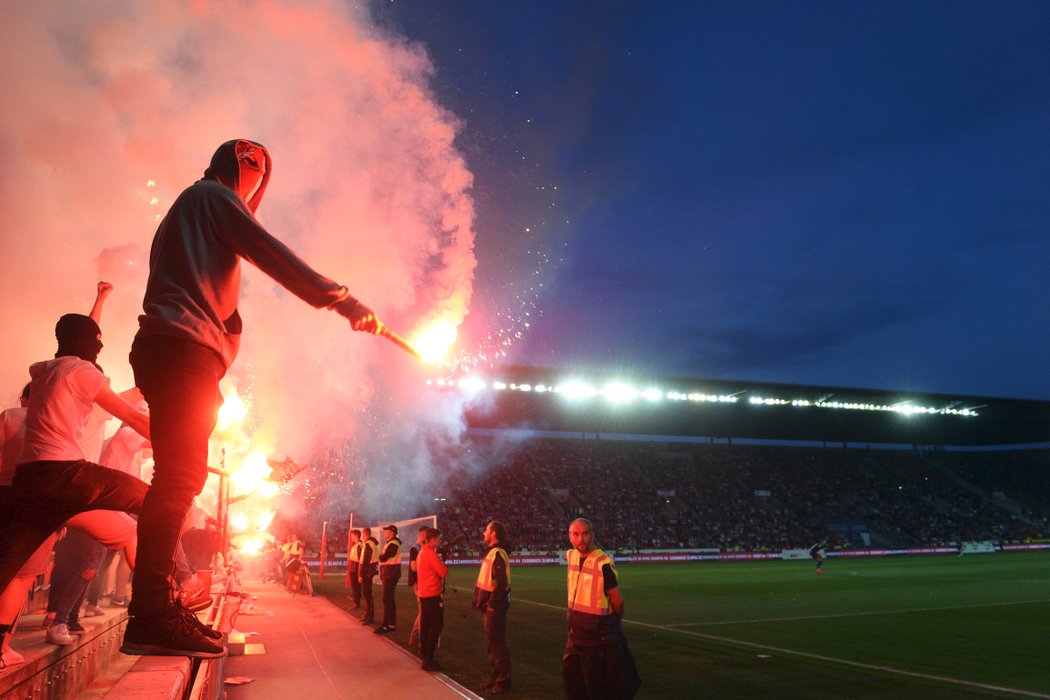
[360,538,379,565]
[476,546,511,591]
[348,541,362,566]
[566,548,616,616]
[380,538,402,567]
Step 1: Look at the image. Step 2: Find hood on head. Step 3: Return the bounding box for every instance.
[55,313,103,366]
[203,139,272,213]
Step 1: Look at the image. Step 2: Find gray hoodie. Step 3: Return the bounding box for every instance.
[137,140,349,367]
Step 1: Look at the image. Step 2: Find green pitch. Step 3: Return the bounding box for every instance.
[317,551,1050,698]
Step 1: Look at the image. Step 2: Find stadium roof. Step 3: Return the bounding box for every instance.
[449,366,1050,447]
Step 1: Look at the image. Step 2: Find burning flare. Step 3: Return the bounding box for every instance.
[412,323,459,363]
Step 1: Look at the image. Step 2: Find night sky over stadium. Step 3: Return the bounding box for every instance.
[375,1,1050,401]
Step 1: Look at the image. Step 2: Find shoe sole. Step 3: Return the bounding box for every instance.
[120,642,227,658]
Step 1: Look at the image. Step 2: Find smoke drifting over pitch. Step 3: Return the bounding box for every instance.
[0,2,483,519]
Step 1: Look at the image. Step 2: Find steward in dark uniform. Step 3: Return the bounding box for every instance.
[374,524,402,633]
[346,529,362,608]
[474,520,512,694]
[562,518,640,699]
[358,527,378,624]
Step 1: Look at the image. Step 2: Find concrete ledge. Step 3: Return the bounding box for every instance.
[103,655,191,700]
[0,610,127,700]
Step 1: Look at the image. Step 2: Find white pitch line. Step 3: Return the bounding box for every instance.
[666,597,1050,627]
[515,597,1050,699]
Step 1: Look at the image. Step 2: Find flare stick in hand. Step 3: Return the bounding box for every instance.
[380,327,423,360]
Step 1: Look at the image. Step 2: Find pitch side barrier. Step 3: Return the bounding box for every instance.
[308,542,1049,569]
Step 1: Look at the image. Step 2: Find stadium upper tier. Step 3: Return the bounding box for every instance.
[430,366,1050,446]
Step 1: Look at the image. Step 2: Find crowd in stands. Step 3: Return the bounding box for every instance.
[434,438,1049,554]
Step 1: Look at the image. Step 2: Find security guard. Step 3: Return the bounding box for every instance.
[374,524,402,633]
[346,529,362,609]
[358,527,379,624]
[562,518,640,699]
[474,520,512,694]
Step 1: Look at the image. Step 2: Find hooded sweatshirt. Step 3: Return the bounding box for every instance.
[137,139,349,367]
[18,357,109,464]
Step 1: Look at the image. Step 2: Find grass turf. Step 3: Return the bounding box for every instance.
[316,551,1050,698]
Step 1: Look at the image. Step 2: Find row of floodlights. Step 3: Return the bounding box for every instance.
[428,377,736,404]
[426,378,979,417]
[748,396,978,416]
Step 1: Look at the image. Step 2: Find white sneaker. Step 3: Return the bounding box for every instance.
[46,623,74,646]
[83,604,105,617]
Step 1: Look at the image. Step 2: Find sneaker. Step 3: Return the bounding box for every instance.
[67,619,87,635]
[109,596,128,608]
[489,681,512,694]
[421,659,443,672]
[373,626,390,634]
[83,604,105,617]
[181,591,214,613]
[46,623,75,646]
[174,601,223,640]
[121,608,226,658]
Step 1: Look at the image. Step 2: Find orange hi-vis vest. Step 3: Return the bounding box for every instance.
[566,547,616,616]
[476,546,511,591]
[380,537,402,568]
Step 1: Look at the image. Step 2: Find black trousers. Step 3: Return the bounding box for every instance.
[562,639,641,700]
[483,607,512,685]
[361,572,374,620]
[129,335,225,618]
[380,572,400,627]
[0,463,147,593]
[419,595,444,662]
[348,565,361,605]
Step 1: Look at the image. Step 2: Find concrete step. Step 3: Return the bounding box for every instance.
[0,609,127,700]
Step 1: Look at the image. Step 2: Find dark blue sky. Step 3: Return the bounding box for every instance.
[374,1,1050,400]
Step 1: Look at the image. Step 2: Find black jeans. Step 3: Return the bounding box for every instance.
[129,335,225,617]
[0,462,146,593]
[419,595,444,662]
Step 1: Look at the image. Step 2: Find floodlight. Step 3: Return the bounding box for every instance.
[602,382,639,404]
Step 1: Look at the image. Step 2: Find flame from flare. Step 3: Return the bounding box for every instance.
[199,380,283,558]
[216,386,247,434]
[411,323,458,363]
[230,451,272,496]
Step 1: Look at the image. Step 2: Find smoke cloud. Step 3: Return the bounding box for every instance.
[0,1,481,520]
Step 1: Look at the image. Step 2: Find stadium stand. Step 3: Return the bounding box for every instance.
[434,438,1048,554]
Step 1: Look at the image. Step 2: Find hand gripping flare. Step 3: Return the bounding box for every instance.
[380,327,423,360]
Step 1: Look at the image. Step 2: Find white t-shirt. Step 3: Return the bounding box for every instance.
[80,404,110,462]
[99,423,147,479]
[19,357,109,463]
[0,406,27,485]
